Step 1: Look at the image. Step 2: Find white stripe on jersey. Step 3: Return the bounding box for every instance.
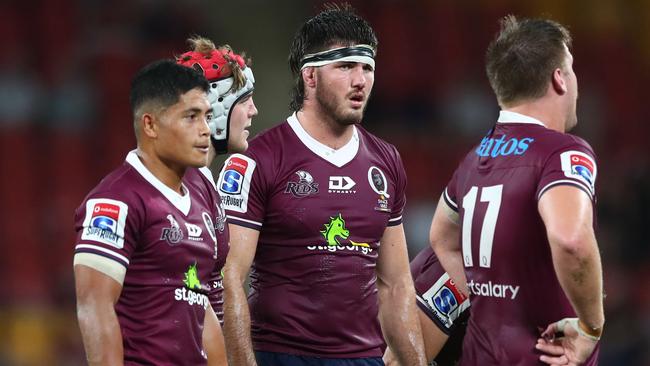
[75,244,131,265]
[226,215,263,227]
[388,215,402,222]
[444,188,458,209]
[537,179,594,201]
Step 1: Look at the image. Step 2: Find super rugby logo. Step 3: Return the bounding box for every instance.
[217,154,256,213]
[419,273,470,329]
[560,150,597,193]
[285,170,319,198]
[81,198,128,248]
[220,157,248,194]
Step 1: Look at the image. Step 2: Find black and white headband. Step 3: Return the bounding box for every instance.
[300,44,375,70]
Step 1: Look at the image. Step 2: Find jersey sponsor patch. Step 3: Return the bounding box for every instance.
[419,272,470,330]
[81,198,129,248]
[217,154,256,213]
[560,150,597,193]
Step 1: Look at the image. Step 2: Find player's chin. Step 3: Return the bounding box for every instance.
[228,139,248,154]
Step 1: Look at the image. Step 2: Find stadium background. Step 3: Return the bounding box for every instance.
[0,0,648,364]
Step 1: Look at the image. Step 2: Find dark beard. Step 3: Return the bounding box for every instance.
[315,76,366,126]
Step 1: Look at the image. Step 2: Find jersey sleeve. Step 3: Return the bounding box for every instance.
[536,141,598,202]
[73,193,142,285]
[413,259,470,335]
[216,152,267,230]
[386,147,408,227]
[442,168,460,212]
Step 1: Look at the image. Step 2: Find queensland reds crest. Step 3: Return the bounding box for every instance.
[285,170,319,198]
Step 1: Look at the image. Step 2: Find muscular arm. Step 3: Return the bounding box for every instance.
[376,224,427,366]
[223,224,259,366]
[203,304,227,366]
[429,195,466,296]
[74,264,124,366]
[538,186,604,330]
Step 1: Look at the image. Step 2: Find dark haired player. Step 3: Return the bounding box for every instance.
[219,4,426,366]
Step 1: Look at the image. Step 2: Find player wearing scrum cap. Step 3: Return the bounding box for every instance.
[218,4,426,366]
[176,36,258,365]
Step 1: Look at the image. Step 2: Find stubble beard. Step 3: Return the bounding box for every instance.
[315,84,366,127]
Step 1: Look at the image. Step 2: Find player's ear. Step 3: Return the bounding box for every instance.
[551,68,567,95]
[302,66,316,88]
[141,113,159,139]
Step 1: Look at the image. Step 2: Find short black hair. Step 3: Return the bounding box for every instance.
[288,3,378,111]
[129,59,210,116]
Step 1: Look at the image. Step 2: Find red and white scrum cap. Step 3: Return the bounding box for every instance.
[177,48,255,153]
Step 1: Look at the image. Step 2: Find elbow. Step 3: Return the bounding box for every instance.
[548,229,594,259]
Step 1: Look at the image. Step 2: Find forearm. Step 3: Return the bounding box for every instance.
[433,242,467,295]
[77,303,124,366]
[378,280,427,366]
[223,276,257,366]
[550,231,604,329]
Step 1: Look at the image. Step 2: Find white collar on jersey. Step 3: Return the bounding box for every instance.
[497,110,547,127]
[287,112,360,168]
[125,150,191,216]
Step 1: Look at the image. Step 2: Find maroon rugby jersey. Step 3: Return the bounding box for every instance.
[217,113,407,357]
[444,111,599,365]
[73,151,229,365]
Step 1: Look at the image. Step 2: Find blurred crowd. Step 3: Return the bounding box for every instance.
[0,0,648,364]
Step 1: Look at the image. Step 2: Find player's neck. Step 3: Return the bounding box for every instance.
[135,148,186,194]
[296,108,355,150]
[505,101,566,133]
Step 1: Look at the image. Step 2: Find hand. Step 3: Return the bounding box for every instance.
[536,318,599,366]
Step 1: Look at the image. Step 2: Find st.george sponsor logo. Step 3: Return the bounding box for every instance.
[174,263,209,309]
[467,279,520,300]
[174,288,209,309]
[475,134,534,158]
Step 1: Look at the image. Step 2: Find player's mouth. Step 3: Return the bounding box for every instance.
[195,144,210,153]
[349,93,365,108]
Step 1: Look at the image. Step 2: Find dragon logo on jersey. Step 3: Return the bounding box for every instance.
[321,214,350,246]
[308,214,372,255]
[161,214,183,245]
[285,170,319,198]
[183,262,202,290]
[174,262,209,309]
